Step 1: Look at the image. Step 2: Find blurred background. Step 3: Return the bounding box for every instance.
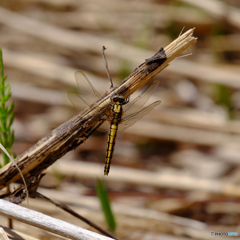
[1,0,240,239]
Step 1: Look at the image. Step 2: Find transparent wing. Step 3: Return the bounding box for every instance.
[68,91,110,131]
[68,92,89,112]
[97,120,110,132]
[123,80,159,119]
[75,71,101,102]
[118,100,160,132]
[69,71,102,111]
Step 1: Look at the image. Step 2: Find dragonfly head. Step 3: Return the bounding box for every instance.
[111,95,126,104]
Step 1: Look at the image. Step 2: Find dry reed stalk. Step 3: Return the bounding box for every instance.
[0,29,196,192]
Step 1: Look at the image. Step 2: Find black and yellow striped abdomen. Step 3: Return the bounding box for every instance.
[104,102,123,175]
[104,120,118,175]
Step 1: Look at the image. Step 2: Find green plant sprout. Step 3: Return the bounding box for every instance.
[0,49,15,167]
[96,179,116,232]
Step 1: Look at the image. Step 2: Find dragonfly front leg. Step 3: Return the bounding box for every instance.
[102,46,114,89]
[125,95,130,104]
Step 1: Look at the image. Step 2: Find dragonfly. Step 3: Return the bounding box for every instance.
[69,47,161,175]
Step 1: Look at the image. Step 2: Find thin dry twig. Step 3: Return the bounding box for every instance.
[36,192,118,240]
[0,225,39,240]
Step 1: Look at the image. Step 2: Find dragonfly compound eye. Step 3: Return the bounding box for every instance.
[118,96,126,104]
[111,95,123,103]
[110,95,115,102]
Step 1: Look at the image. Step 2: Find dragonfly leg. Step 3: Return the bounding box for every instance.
[102,46,114,89]
[125,95,130,104]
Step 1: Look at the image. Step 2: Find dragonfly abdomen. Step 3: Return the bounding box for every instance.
[104,122,118,175]
[104,103,123,175]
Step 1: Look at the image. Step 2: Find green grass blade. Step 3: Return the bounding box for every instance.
[96,179,116,231]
